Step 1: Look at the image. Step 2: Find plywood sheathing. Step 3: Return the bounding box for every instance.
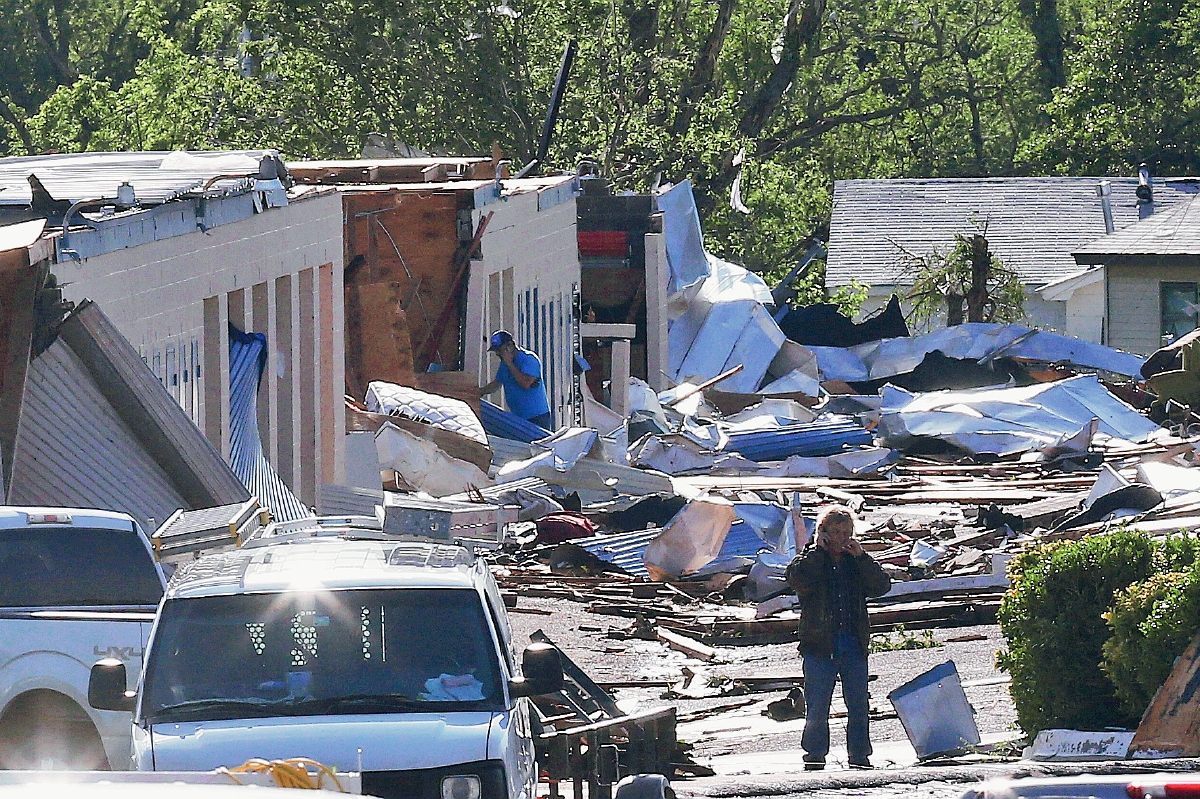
[343,190,464,379]
[344,281,416,399]
[0,250,38,498]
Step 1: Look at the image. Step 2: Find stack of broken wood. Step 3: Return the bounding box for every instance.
[492,435,1200,656]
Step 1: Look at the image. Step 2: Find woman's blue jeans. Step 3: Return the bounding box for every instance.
[802,630,872,764]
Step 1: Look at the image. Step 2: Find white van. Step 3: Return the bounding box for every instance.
[89,522,565,799]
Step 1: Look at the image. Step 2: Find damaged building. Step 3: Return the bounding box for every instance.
[0,150,346,509]
[0,220,249,529]
[826,175,1199,339]
[286,158,585,430]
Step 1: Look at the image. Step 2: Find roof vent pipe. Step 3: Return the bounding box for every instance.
[1097,180,1114,234]
[1137,162,1154,219]
[116,181,136,207]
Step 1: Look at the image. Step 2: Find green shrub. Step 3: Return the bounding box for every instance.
[997,530,1200,734]
[1103,563,1200,719]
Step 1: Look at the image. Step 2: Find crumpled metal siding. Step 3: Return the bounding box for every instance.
[722,418,874,462]
[575,517,773,579]
[480,399,551,443]
[228,324,312,522]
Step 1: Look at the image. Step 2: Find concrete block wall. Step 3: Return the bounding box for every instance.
[56,190,346,504]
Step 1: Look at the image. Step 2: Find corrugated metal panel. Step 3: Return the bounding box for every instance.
[228,324,312,522]
[723,418,873,462]
[481,399,551,442]
[317,483,383,516]
[8,339,188,531]
[60,301,249,507]
[0,150,279,208]
[576,519,770,579]
[487,435,535,467]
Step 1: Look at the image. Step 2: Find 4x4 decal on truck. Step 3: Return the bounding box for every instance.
[94,646,142,661]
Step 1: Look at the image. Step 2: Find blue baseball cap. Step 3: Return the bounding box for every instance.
[488,330,515,351]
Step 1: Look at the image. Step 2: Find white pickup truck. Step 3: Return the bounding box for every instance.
[0,507,166,770]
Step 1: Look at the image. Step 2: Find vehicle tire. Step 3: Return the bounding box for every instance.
[0,690,110,770]
[614,774,674,799]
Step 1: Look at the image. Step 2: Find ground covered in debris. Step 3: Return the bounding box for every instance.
[506,594,1018,765]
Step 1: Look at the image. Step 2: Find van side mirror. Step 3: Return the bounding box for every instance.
[89,658,137,712]
[509,642,564,698]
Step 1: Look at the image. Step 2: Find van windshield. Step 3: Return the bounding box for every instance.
[141,588,506,723]
[0,527,161,607]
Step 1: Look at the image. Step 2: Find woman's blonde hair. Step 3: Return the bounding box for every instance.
[815,505,856,539]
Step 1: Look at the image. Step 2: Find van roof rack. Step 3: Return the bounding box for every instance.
[242,494,515,551]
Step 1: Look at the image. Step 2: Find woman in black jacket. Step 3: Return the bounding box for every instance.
[786,505,891,770]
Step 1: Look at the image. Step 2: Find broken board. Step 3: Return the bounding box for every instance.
[1129,630,1200,757]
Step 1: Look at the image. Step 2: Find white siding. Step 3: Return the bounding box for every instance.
[1064,280,1105,343]
[853,283,1067,334]
[465,186,580,428]
[1107,264,1200,355]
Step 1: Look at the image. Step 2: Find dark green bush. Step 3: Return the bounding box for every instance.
[997,530,1200,733]
[1103,563,1200,719]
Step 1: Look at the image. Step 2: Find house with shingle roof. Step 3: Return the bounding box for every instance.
[1073,192,1200,354]
[826,176,1198,341]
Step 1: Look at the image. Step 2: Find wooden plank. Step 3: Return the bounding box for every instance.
[415,211,493,368]
[1130,630,1200,757]
[581,323,637,339]
[656,627,717,661]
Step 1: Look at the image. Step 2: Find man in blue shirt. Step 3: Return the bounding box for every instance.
[477,330,553,430]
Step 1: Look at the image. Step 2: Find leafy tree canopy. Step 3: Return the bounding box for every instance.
[1,0,1197,288]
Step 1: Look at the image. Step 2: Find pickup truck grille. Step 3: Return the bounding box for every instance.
[361,760,506,799]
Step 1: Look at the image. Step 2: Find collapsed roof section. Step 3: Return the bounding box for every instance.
[0,219,249,531]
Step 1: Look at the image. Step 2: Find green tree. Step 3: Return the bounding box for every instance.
[0,0,1085,285]
[897,230,1025,326]
[1021,0,1200,175]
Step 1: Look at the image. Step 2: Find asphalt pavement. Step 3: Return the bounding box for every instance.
[507,594,1022,791]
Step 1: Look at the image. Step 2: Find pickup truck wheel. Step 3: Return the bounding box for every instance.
[613,774,673,799]
[0,690,110,770]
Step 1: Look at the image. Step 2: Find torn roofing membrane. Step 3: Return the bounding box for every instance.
[228,324,312,522]
[878,374,1160,456]
[657,180,711,296]
[815,323,1146,382]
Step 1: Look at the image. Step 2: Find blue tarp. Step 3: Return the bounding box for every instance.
[228,324,312,522]
[576,502,791,578]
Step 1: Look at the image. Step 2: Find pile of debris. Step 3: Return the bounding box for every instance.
[321,178,1200,670]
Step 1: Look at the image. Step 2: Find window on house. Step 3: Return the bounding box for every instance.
[1161,282,1200,344]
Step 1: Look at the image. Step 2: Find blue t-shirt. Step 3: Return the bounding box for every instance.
[496,349,551,420]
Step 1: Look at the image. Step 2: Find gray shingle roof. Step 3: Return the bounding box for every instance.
[826,177,1199,288]
[1074,193,1200,262]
